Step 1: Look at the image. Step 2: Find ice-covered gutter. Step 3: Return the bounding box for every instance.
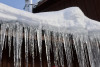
[0,3,100,67]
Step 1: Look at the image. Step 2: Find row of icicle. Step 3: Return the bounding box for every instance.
[0,22,100,67]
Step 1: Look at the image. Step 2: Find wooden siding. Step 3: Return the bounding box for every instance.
[33,0,100,21]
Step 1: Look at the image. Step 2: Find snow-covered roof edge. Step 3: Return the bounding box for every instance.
[0,3,100,34]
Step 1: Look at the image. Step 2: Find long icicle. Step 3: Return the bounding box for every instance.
[44,30,51,67]
[86,35,100,67]
[16,24,20,67]
[53,32,59,67]
[63,34,73,67]
[8,24,13,57]
[73,35,84,67]
[29,27,35,67]
[13,23,16,67]
[24,27,29,67]
[13,23,23,67]
[58,33,64,67]
[18,25,23,67]
[37,25,42,67]
[13,23,19,67]
[1,23,6,54]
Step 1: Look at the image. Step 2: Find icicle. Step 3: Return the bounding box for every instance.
[4,24,8,49]
[37,24,42,67]
[87,36,96,67]
[63,34,73,67]
[13,23,23,67]
[13,24,16,67]
[7,24,13,57]
[58,33,64,67]
[18,25,23,67]
[24,27,29,67]
[73,35,84,67]
[44,30,51,67]
[81,36,90,67]
[1,24,6,51]
[82,35,92,67]
[34,31,38,56]
[29,27,35,67]
[86,35,100,67]
[13,23,18,67]
[52,32,59,67]
[78,35,88,67]
[0,23,6,64]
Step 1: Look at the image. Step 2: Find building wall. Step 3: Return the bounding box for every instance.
[33,0,100,21]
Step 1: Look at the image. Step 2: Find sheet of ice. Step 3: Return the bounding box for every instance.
[0,3,100,67]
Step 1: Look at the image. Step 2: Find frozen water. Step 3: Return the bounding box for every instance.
[0,3,100,67]
[44,30,51,67]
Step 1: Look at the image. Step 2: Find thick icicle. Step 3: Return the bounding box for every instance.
[18,25,23,67]
[63,34,73,67]
[80,35,90,67]
[73,35,85,67]
[44,30,51,67]
[13,24,16,67]
[1,24,6,51]
[7,24,13,57]
[86,35,100,67]
[24,27,29,67]
[37,24,42,67]
[58,33,64,67]
[52,32,59,67]
[29,27,35,67]
[13,23,23,67]
[0,23,7,64]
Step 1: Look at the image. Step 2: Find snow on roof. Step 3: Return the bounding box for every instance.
[0,3,100,34]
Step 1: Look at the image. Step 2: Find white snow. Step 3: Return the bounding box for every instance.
[0,3,100,33]
[0,3,100,34]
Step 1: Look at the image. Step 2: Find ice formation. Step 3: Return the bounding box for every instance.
[0,3,100,67]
